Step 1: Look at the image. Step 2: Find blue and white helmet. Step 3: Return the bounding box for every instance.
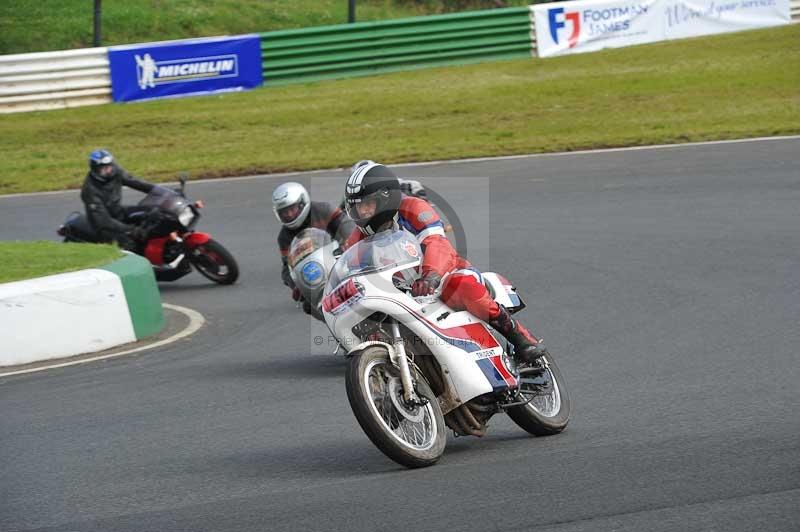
[88,149,116,182]
[272,182,311,230]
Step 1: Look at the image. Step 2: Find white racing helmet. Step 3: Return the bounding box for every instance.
[272,182,311,230]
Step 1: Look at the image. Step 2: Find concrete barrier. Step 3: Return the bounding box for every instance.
[0,252,163,366]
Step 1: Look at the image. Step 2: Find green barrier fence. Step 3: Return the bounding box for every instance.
[260,7,533,86]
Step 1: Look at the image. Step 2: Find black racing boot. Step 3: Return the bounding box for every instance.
[488,306,548,365]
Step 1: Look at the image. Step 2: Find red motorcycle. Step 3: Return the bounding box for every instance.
[58,177,239,285]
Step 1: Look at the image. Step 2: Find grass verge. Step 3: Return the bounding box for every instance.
[0,24,798,195]
[0,241,123,284]
[0,0,531,54]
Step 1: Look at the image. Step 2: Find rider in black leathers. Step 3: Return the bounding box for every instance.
[273,182,354,292]
[80,149,155,251]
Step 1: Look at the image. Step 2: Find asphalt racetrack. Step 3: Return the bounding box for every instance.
[1,138,798,531]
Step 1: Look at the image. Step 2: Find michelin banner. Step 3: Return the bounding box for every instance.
[533,0,790,57]
[108,35,263,102]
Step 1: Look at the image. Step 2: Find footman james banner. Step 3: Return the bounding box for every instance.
[108,35,263,102]
[533,0,790,57]
[663,0,791,39]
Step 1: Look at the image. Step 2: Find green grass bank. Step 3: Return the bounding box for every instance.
[0,24,798,195]
[0,241,123,284]
[0,0,532,54]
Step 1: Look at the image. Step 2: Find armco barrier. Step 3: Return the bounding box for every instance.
[260,8,534,86]
[0,252,163,367]
[0,47,111,114]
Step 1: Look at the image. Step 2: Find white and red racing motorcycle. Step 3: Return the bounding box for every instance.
[322,229,570,468]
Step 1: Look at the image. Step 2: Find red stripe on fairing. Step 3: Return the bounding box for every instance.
[434,322,500,351]
[489,355,518,387]
[366,295,517,390]
[369,295,499,352]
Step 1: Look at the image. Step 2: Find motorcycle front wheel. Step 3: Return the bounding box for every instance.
[506,352,571,436]
[345,346,446,468]
[187,239,239,285]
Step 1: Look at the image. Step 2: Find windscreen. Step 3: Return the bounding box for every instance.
[138,185,180,209]
[288,228,333,268]
[326,229,421,291]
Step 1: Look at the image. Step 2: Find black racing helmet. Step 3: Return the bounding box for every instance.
[344,162,401,236]
[88,149,117,183]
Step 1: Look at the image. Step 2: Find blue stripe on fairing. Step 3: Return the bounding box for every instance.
[476,358,510,392]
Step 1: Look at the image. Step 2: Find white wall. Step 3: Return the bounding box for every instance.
[0,269,136,366]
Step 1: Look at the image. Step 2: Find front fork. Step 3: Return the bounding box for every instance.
[388,319,420,404]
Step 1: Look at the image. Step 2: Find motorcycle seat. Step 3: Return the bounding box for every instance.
[64,212,100,242]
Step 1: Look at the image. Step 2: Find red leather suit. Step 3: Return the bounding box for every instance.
[345,195,501,321]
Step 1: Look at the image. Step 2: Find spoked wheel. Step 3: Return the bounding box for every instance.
[345,346,446,468]
[188,239,239,285]
[506,353,571,436]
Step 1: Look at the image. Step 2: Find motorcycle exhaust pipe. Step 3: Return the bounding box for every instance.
[449,406,486,437]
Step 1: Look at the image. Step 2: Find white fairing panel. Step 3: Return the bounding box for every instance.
[324,229,519,406]
[326,266,516,405]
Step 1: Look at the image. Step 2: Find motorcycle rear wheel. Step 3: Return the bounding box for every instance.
[345,346,446,468]
[188,239,239,285]
[506,353,571,436]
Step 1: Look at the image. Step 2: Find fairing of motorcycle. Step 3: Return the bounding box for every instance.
[322,229,570,468]
[288,228,340,320]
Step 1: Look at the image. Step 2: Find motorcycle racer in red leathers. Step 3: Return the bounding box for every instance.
[343,162,547,365]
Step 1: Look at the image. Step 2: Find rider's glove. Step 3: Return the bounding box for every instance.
[292,287,304,302]
[128,225,149,242]
[411,271,442,297]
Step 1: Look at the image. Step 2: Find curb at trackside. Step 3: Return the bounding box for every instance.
[0,253,163,368]
[101,252,164,340]
[0,303,204,378]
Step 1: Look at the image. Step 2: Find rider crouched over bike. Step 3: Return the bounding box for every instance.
[80,149,155,251]
[343,162,548,366]
[273,182,355,308]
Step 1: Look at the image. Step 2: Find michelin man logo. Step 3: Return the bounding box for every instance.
[134,52,239,90]
[135,54,157,89]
